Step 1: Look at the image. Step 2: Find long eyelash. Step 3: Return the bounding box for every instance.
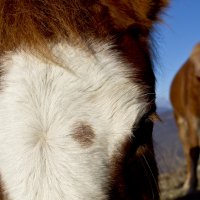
[148,112,162,123]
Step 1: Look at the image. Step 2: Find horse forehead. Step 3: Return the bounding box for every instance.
[5,42,146,105]
[0,41,147,148]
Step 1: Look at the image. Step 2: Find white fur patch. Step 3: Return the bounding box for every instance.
[0,42,147,200]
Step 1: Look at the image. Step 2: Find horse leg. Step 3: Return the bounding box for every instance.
[175,113,198,193]
[181,116,199,193]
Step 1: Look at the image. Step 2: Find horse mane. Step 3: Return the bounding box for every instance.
[0,0,168,56]
[0,1,108,55]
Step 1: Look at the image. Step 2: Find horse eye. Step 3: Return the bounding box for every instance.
[132,114,155,145]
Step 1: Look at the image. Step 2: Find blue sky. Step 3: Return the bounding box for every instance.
[155,0,200,108]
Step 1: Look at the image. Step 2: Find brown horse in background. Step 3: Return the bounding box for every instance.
[170,43,200,193]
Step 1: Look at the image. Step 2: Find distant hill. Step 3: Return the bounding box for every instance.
[155,108,200,199]
[153,108,185,173]
[157,106,172,114]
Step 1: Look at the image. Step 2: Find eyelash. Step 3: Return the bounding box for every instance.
[148,113,161,123]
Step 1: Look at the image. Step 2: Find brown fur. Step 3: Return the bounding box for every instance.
[0,177,5,200]
[72,122,95,148]
[0,0,167,55]
[109,116,159,200]
[170,43,200,193]
[101,0,168,32]
[0,184,3,200]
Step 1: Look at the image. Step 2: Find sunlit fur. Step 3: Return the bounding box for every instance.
[170,43,200,193]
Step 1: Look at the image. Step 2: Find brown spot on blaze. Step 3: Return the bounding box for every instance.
[72,122,95,148]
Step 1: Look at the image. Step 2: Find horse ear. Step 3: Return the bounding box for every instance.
[100,0,168,35]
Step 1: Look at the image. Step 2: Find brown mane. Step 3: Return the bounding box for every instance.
[0,0,168,55]
[0,0,105,55]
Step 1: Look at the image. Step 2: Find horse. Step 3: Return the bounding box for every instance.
[170,43,200,193]
[0,1,168,199]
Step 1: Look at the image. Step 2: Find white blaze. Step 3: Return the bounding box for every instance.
[0,42,146,200]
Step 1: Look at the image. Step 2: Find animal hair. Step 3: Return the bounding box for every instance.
[0,0,168,57]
